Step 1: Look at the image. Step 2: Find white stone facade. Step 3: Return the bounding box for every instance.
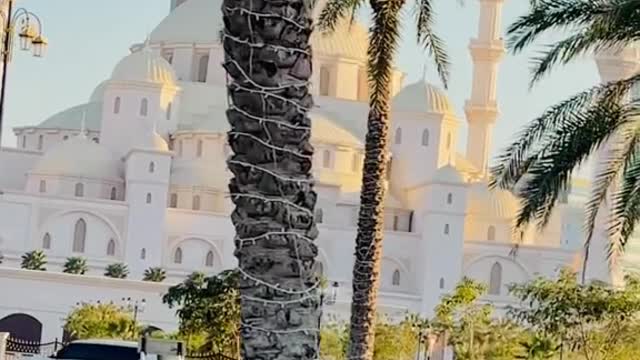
[0,0,623,343]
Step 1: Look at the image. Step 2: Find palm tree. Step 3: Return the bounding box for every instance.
[104,263,129,279]
[318,1,449,358]
[489,0,640,282]
[221,0,321,358]
[143,267,166,282]
[63,257,88,275]
[21,250,47,271]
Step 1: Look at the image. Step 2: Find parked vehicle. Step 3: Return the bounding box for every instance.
[26,339,183,360]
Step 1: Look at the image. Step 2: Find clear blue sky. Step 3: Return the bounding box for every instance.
[3,0,600,164]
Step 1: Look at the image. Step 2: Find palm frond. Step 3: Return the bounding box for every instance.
[507,0,614,54]
[512,91,633,232]
[317,0,363,32]
[608,138,640,259]
[367,0,404,116]
[490,74,640,191]
[414,0,450,88]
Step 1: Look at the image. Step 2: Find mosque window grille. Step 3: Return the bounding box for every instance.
[447,193,453,204]
[205,251,214,267]
[192,195,201,211]
[37,135,43,150]
[392,269,401,286]
[42,233,51,250]
[170,193,178,208]
[319,65,330,96]
[487,225,496,241]
[73,219,87,253]
[444,223,450,235]
[146,193,152,204]
[197,54,209,83]
[394,127,402,145]
[174,247,183,264]
[422,129,430,146]
[110,187,117,200]
[113,97,121,114]
[75,183,84,197]
[107,239,116,256]
[489,262,503,295]
[140,248,146,260]
[149,161,155,173]
[140,98,149,117]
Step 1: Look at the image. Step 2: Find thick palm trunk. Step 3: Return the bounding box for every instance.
[347,1,403,359]
[221,0,321,359]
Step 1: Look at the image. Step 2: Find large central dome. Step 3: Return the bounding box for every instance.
[150,0,368,62]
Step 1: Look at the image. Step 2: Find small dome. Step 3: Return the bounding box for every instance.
[392,81,454,114]
[467,182,519,219]
[150,0,368,61]
[37,103,102,131]
[171,164,229,189]
[111,47,176,85]
[311,111,362,147]
[89,80,108,103]
[432,165,464,184]
[31,134,122,181]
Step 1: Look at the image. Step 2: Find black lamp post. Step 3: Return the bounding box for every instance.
[0,0,47,147]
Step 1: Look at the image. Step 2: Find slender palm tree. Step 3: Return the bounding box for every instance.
[143,267,166,282]
[318,1,449,358]
[489,0,640,282]
[63,257,89,275]
[21,250,47,271]
[104,263,129,279]
[221,0,321,359]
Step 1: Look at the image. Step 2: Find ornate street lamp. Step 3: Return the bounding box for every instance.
[0,0,47,146]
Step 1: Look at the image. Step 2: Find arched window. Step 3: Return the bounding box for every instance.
[489,262,503,295]
[113,97,121,114]
[92,137,99,144]
[393,215,399,231]
[192,195,201,211]
[315,208,324,224]
[149,162,155,173]
[42,233,51,249]
[146,193,152,204]
[446,133,452,149]
[178,140,183,156]
[73,219,86,253]
[422,129,430,146]
[394,127,402,144]
[107,239,116,256]
[446,193,453,204]
[487,225,496,241]
[37,135,43,150]
[444,223,450,235]
[110,187,117,200]
[22,135,27,148]
[140,98,149,116]
[174,247,183,264]
[166,102,172,120]
[352,152,359,172]
[392,269,401,286]
[322,150,332,169]
[439,277,445,289]
[205,251,214,267]
[170,193,178,208]
[74,183,84,197]
[319,66,330,96]
[39,180,46,193]
[140,248,146,260]
[197,55,209,83]
[197,140,203,157]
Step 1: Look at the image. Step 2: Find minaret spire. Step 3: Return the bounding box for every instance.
[464,0,506,177]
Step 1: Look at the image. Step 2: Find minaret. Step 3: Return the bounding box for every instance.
[586,46,640,285]
[464,0,506,177]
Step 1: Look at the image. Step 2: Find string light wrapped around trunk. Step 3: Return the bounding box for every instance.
[221,0,323,358]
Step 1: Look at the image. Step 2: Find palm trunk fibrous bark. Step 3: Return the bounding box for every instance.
[222,0,321,359]
[348,1,403,359]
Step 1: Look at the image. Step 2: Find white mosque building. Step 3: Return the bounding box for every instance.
[0,0,632,346]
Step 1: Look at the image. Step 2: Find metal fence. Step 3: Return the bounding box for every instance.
[5,337,64,359]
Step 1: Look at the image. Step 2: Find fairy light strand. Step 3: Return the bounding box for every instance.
[223,2,324,355]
